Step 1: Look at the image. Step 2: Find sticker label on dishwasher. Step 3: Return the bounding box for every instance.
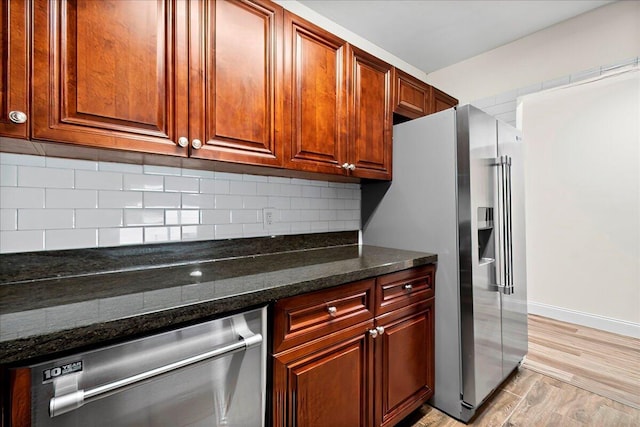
[42,361,83,383]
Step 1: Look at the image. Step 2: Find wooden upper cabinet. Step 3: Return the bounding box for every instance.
[31,0,189,156]
[348,46,392,180]
[431,87,459,113]
[189,0,283,166]
[0,0,29,138]
[283,11,347,175]
[393,69,431,120]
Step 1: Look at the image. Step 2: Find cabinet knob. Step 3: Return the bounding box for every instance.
[191,139,203,149]
[177,137,189,148]
[8,111,27,124]
[347,163,356,171]
[341,163,350,170]
[403,283,413,291]
[369,328,379,338]
[376,326,385,335]
[327,306,337,316]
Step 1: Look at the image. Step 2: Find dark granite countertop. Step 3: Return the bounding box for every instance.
[0,232,436,365]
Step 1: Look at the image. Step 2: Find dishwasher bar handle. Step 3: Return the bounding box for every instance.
[49,332,263,418]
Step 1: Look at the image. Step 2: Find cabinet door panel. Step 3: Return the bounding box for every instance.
[273,323,373,427]
[431,87,458,113]
[376,300,435,427]
[394,69,430,119]
[283,12,347,174]
[32,0,188,155]
[349,47,392,180]
[0,0,29,138]
[192,0,282,166]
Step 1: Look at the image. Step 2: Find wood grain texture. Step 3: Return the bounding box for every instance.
[524,314,640,409]
[400,315,640,427]
[393,69,431,120]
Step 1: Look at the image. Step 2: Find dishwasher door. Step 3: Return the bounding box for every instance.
[28,306,267,427]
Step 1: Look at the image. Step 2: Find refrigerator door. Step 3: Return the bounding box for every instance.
[497,121,528,377]
[458,106,503,410]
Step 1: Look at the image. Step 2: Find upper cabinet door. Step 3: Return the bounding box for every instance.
[348,46,392,180]
[189,0,283,166]
[431,87,459,113]
[32,0,189,156]
[393,69,431,120]
[0,0,29,139]
[283,11,347,175]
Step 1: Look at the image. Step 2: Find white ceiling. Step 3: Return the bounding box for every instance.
[297,0,615,73]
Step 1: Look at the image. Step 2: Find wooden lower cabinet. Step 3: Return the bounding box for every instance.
[375,299,435,427]
[273,321,374,427]
[272,266,436,427]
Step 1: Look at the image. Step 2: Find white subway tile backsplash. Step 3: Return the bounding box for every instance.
[99,191,143,208]
[182,225,214,241]
[182,193,215,209]
[18,166,74,189]
[0,209,17,230]
[76,209,123,228]
[215,195,243,209]
[1,187,45,208]
[230,180,257,196]
[19,209,74,230]
[0,230,44,252]
[201,209,231,225]
[124,174,164,191]
[75,170,123,190]
[99,161,143,174]
[98,227,143,247]
[124,209,164,226]
[46,157,97,171]
[0,153,45,167]
[46,189,97,208]
[144,192,181,208]
[144,226,181,242]
[1,164,17,186]
[0,153,362,252]
[46,229,97,250]
[165,176,199,193]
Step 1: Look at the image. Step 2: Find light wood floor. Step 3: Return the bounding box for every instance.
[402,315,640,426]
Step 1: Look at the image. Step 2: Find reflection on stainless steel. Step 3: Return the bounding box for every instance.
[25,306,267,426]
[363,105,528,422]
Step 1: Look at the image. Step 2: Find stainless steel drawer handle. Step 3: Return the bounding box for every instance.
[327,306,337,316]
[49,332,262,418]
[403,283,413,291]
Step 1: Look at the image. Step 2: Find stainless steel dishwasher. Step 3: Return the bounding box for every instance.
[18,306,267,427]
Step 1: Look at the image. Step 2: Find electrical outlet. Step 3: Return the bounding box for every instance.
[263,208,276,227]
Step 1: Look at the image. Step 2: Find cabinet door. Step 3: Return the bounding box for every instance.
[375,299,435,427]
[431,87,458,113]
[32,0,189,156]
[283,11,347,175]
[348,46,392,180]
[189,0,283,166]
[273,322,373,427]
[393,69,430,120]
[0,0,29,138]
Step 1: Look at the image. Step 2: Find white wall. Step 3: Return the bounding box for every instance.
[521,69,639,337]
[427,1,640,105]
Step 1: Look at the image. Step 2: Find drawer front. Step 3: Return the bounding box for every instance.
[273,279,375,353]
[376,265,435,315]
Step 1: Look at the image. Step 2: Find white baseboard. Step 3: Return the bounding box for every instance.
[528,301,640,339]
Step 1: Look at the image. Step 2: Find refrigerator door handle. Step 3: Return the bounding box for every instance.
[493,156,512,295]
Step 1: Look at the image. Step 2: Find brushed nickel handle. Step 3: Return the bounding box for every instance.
[192,139,203,149]
[369,328,378,338]
[376,326,385,335]
[403,283,413,291]
[327,306,337,316]
[8,111,27,124]
[177,136,189,148]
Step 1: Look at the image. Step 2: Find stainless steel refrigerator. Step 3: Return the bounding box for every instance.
[362,105,527,422]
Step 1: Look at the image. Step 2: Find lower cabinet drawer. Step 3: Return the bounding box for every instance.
[376,264,435,315]
[273,279,375,353]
